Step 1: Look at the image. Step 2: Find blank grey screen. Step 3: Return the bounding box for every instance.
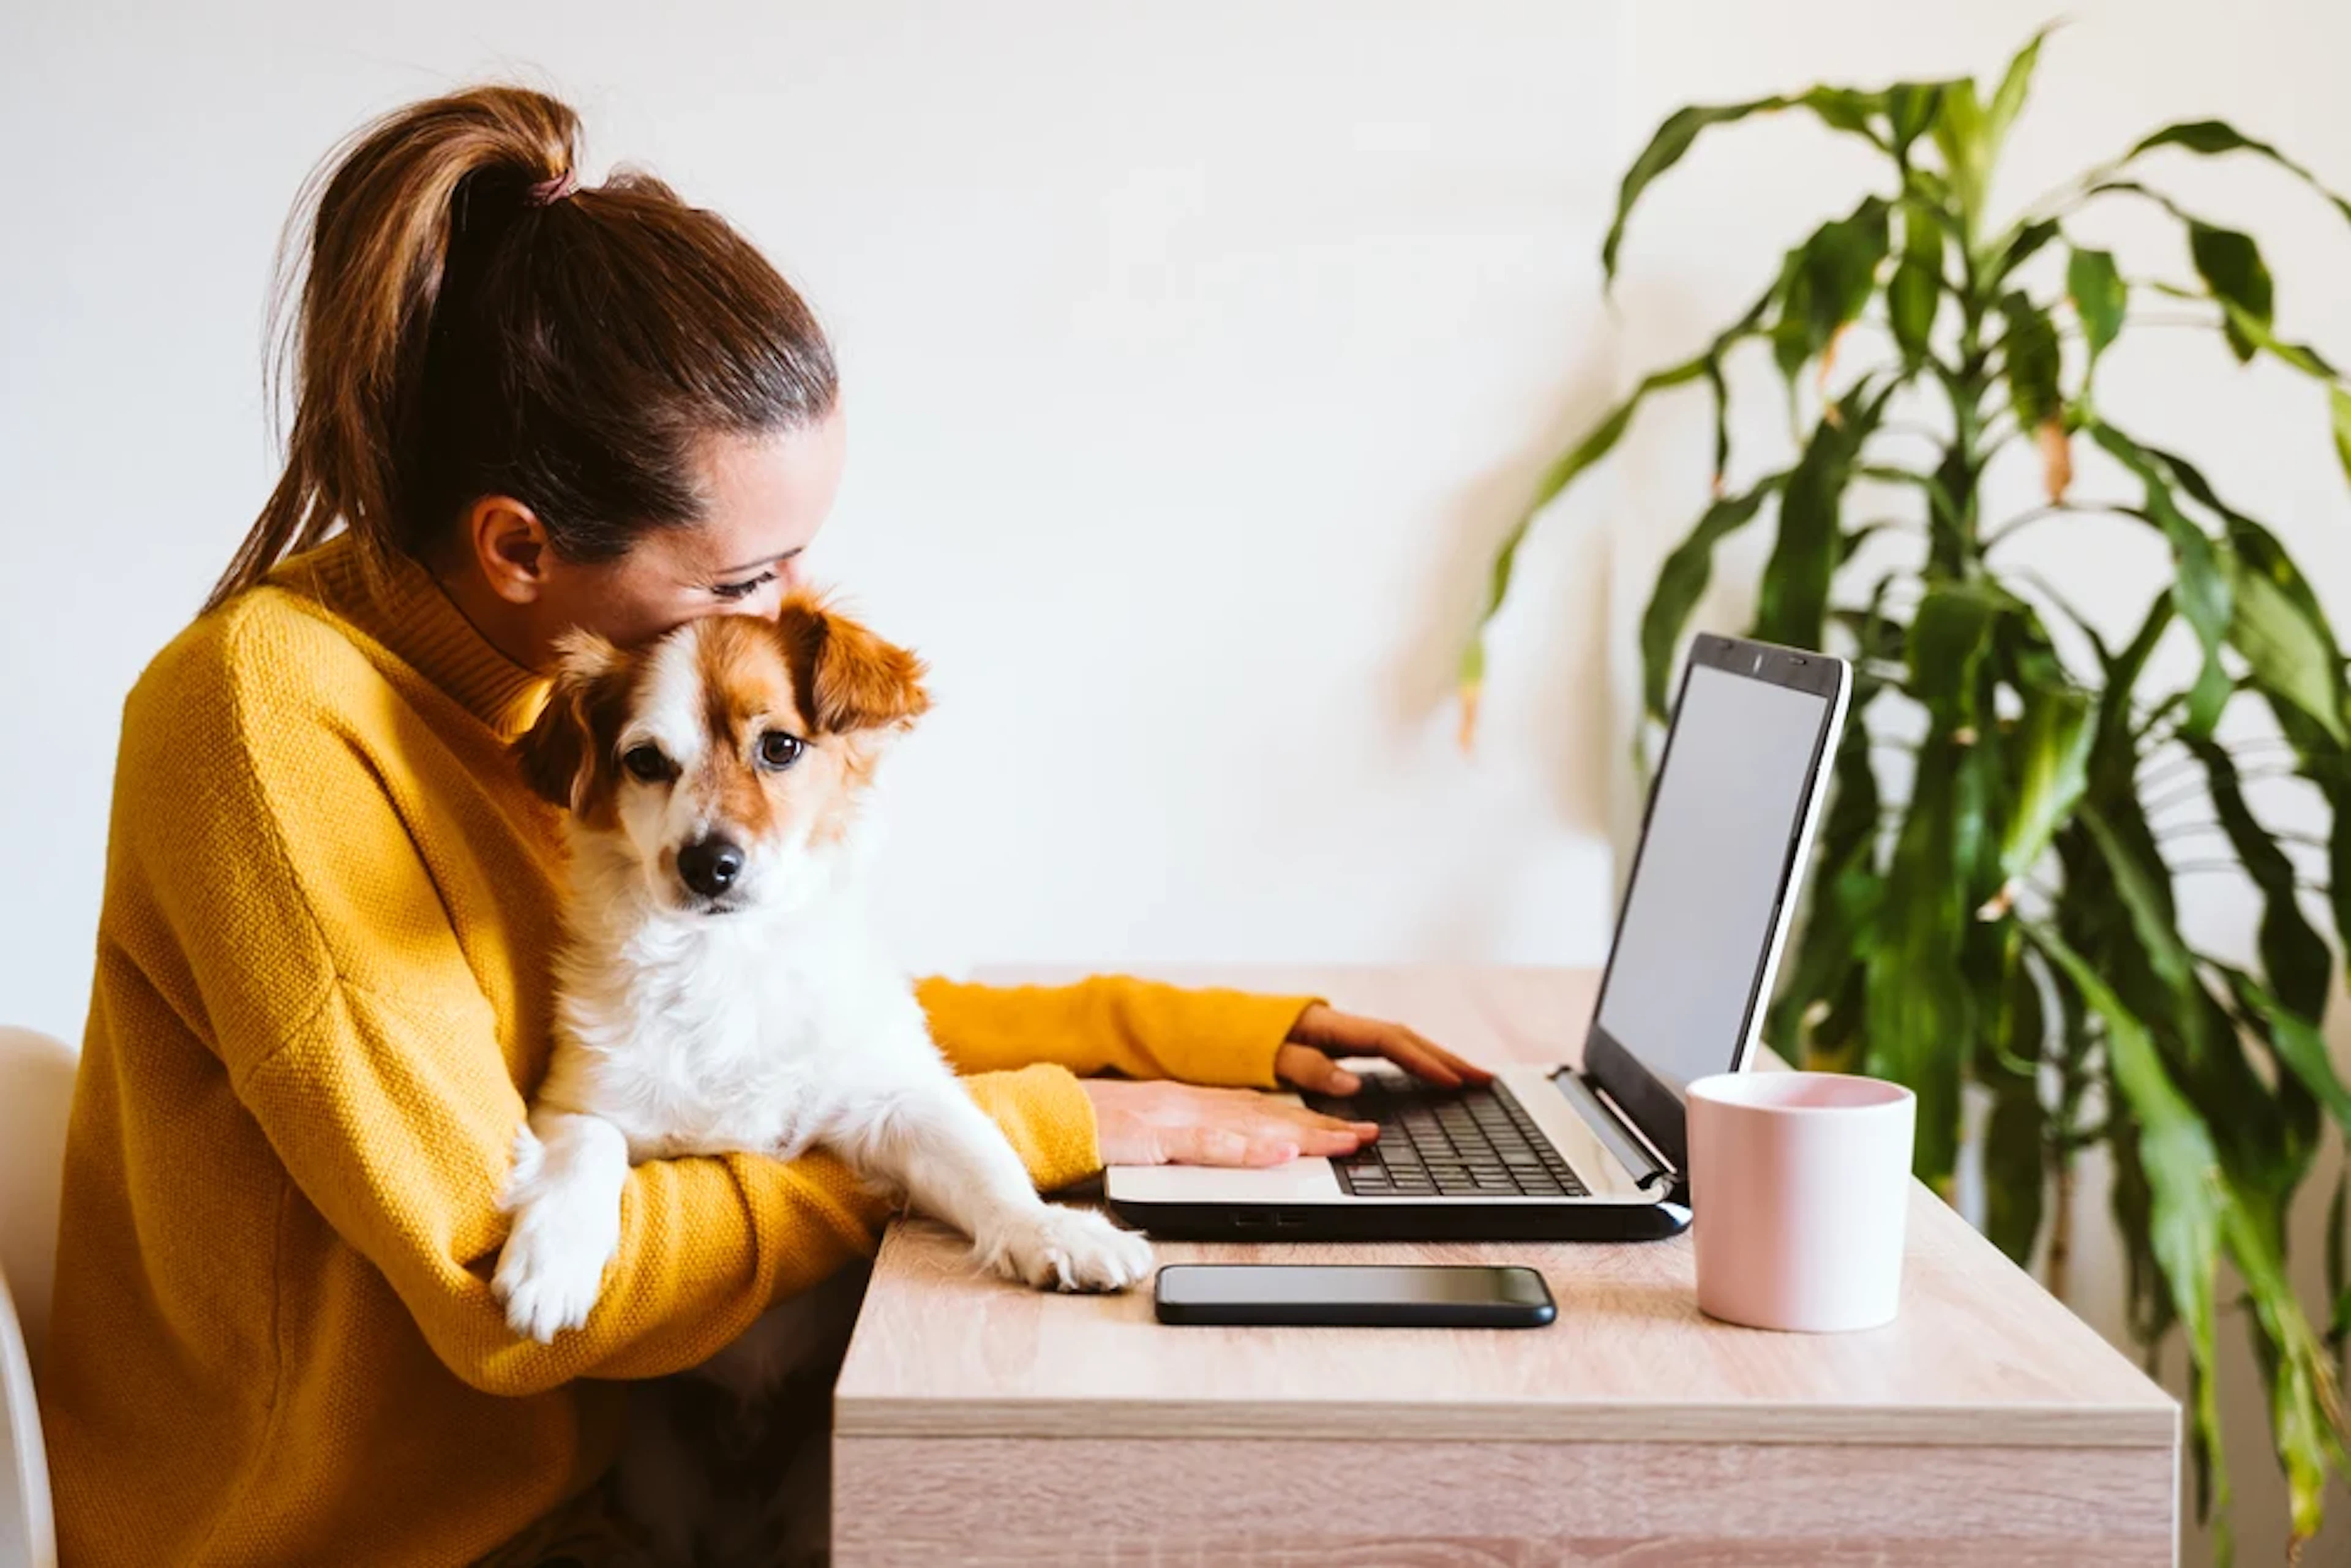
[1595,664,1829,1093]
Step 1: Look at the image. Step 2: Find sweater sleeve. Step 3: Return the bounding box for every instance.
[917,975,1320,1089]
[127,616,1096,1395]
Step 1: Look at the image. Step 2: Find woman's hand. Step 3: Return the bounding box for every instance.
[1273,1003,1492,1097]
[1078,1005,1490,1168]
[1081,1079,1378,1167]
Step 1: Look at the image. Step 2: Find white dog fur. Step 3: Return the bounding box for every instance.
[490,610,1152,1352]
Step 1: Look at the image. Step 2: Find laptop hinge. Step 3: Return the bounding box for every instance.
[1552,1070,1677,1193]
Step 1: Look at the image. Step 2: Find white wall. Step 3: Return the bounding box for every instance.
[7,2,2350,1560]
[0,0,1624,1040]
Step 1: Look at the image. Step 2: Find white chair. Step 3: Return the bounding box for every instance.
[0,1025,74,1568]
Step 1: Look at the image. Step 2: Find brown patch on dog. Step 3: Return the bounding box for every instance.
[515,631,637,825]
[774,594,930,736]
[688,617,804,844]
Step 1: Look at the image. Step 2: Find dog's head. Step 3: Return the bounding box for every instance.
[516,596,929,915]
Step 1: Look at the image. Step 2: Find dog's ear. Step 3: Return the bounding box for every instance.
[777,595,931,735]
[515,632,626,811]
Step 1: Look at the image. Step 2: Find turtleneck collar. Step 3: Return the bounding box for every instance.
[271,535,551,740]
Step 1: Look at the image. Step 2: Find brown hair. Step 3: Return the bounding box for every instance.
[206,85,837,612]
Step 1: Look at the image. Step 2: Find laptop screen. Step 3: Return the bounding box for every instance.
[1584,637,1844,1168]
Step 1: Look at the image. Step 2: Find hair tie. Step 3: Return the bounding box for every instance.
[527,169,579,207]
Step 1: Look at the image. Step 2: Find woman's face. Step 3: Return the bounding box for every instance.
[486,411,850,659]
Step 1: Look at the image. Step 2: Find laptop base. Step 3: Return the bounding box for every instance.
[1107,1196,1691,1243]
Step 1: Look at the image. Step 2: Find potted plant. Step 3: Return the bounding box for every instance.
[1459,26,2351,1558]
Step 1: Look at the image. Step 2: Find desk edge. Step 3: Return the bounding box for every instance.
[832,1394,2180,1449]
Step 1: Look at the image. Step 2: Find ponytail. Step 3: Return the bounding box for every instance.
[209,86,836,613]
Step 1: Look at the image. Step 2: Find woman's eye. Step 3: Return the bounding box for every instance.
[758,732,805,771]
[622,745,672,783]
[711,571,778,602]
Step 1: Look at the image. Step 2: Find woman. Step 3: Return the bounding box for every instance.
[39,86,1479,1566]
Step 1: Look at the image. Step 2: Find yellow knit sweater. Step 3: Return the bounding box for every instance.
[40,538,1309,1566]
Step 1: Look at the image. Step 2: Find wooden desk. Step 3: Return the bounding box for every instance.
[833,967,2178,1566]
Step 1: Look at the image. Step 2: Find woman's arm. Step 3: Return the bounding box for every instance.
[918,979,1494,1098]
[917,975,1316,1087]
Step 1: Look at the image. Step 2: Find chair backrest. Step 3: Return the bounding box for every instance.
[0,1268,56,1568]
[0,1028,74,1367]
[0,1027,69,1568]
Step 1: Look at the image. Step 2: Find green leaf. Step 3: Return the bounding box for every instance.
[2188,222,2275,362]
[2025,923,2231,1534]
[1995,217,2060,282]
[2192,742,2334,1022]
[2129,118,2351,232]
[1460,350,1714,693]
[1998,290,2062,430]
[2066,245,2126,365]
[2000,683,2094,882]
[1753,381,1888,649]
[1886,83,1943,159]
[1464,278,1783,708]
[1771,197,1892,386]
[2079,809,2203,1027]
[1867,727,1978,1185]
[1929,78,1990,233]
[2151,280,2351,495]
[2218,965,2351,1138]
[2146,280,2341,381]
[1604,91,1897,283]
[2088,422,2233,737]
[2094,436,2351,747]
[2083,802,2297,1221]
[1889,199,1944,362]
[1985,939,2048,1264]
[1908,581,2009,711]
[1766,694,1883,1071]
[1704,356,1731,489]
[1985,24,2054,156]
[2334,386,2351,492]
[2232,551,2350,746]
[1638,479,1783,722]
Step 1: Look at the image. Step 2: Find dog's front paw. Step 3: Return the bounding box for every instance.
[492,1144,623,1343]
[982,1206,1153,1293]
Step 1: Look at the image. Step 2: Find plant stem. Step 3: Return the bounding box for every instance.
[1938,258,1992,571]
[2048,1152,2074,1304]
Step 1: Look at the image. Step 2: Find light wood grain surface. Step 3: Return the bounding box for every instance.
[832,966,2178,1566]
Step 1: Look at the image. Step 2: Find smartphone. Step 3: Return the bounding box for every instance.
[1153,1263,1556,1328]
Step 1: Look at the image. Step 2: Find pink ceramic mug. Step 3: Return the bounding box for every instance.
[1685,1071,1916,1332]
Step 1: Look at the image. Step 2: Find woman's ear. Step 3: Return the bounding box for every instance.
[465,496,558,606]
[777,596,930,735]
[514,632,624,810]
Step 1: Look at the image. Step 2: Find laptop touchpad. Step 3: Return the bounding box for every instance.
[1104,1155,1345,1205]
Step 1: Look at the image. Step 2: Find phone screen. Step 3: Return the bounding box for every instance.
[1157,1264,1551,1309]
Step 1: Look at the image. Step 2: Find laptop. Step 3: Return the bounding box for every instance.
[1106,633,1850,1242]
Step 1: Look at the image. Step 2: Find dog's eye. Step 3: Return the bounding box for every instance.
[758,732,805,771]
[621,745,672,783]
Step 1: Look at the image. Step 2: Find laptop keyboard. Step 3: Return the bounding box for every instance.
[1304,1075,1589,1198]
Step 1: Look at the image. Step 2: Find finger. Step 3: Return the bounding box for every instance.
[1291,1122,1375,1157]
[1371,1029,1463,1088]
[1166,1126,1254,1166]
[1239,1133,1306,1167]
[1293,1008,1381,1054]
[1298,1011,1469,1086]
[1269,1112,1379,1158]
[1404,1029,1493,1084]
[1273,1044,1362,1097]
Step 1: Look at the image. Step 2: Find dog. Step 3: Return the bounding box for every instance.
[490,597,1152,1338]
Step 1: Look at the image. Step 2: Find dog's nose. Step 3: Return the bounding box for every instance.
[676,836,746,899]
